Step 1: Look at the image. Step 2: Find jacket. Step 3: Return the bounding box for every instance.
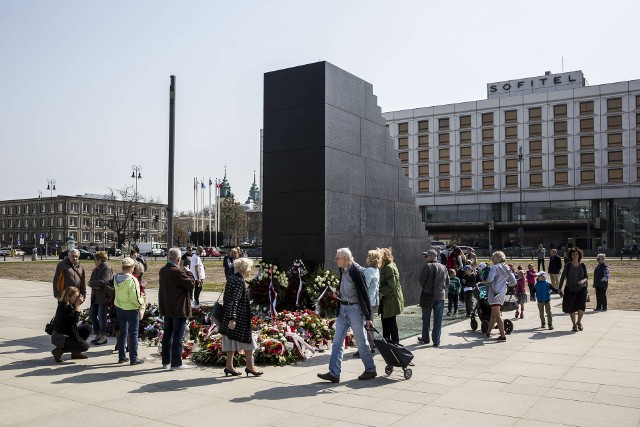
[559,262,588,293]
[593,263,610,289]
[158,262,195,318]
[419,261,449,305]
[534,280,558,302]
[337,262,374,321]
[223,255,235,278]
[448,276,461,294]
[52,301,81,343]
[219,273,253,343]
[525,269,537,285]
[460,272,476,291]
[548,255,562,274]
[88,262,114,305]
[378,262,404,318]
[363,267,380,307]
[113,273,144,311]
[52,257,86,299]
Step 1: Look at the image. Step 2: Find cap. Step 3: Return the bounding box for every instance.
[122,257,135,268]
[422,249,438,258]
[536,271,547,278]
[463,265,473,271]
[478,262,487,270]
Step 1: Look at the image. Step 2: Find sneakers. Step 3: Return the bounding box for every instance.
[171,365,189,370]
[130,360,145,366]
[162,364,170,369]
[358,371,377,380]
[317,372,340,383]
[94,338,108,346]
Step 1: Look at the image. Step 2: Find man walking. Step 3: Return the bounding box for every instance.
[548,249,562,290]
[190,246,205,306]
[158,248,195,370]
[436,247,447,266]
[318,248,377,383]
[418,249,449,347]
[630,240,639,260]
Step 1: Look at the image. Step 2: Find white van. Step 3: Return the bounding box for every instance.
[137,242,163,257]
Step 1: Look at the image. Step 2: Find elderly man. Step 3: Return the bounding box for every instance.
[418,249,449,347]
[435,247,447,266]
[159,247,195,370]
[53,249,86,300]
[318,248,377,383]
[548,249,562,290]
[190,246,205,306]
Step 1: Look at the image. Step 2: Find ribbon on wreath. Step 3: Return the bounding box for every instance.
[268,272,278,318]
[285,331,316,359]
[315,284,337,314]
[294,262,303,306]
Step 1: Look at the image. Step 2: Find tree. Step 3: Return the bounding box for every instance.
[95,186,149,248]
[220,197,245,246]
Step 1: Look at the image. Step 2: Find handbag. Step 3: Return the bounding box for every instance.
[45,316,55,335]
[209,289,224,325]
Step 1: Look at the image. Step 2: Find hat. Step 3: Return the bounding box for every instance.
[122,257,135,268]
[422,249,438,258]
[478,262,487,270]
[536,271,547,279]
[463,265,473,271]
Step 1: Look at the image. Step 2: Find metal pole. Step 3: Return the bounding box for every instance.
[167,75,176,249]
[518,146,524,257]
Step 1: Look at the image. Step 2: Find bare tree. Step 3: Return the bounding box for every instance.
[95,186,149,247]
[220,197,245,246]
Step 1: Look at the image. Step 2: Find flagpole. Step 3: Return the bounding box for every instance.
[216,178,220,248]
[193,177,196,239]
[201,177,205,238]
[208,177,212,247]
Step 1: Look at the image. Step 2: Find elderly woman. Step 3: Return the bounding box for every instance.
[223,248,239,279]
[482,251,516,341]
[88,251,113,346]
[51,286,92,362]
[559,247,589,331]
[353,249,382,358]
[220,257,263,377]
[378,247,404,344]
[114,257,145,365]
[593,254,610,312]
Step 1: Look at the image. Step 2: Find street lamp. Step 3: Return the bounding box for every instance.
[46,179,56,256]
[518,146,524,257]
[131,165,142,245]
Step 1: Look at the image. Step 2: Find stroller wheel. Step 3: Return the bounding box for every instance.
[385,365,393,376]
[481,320,489,335]
[504,319,514,335]
[403,368,412,380]
[470,318,478,331]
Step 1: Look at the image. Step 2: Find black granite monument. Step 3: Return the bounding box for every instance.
[262,61,428,304]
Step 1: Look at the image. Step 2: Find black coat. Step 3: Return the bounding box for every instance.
[53,301,81,342]
[337,263,373,321]
[89,262,114,305]
[548,255,562,274]
[223,255,235,279]
[219,273,253,343]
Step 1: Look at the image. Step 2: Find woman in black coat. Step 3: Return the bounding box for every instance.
[51,286,92,363]
[558,247,589,332]
[88,251,113,345]
[219,257,262,377]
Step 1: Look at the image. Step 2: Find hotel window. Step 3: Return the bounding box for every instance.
[504,174,517,187]
[398,137,408,149]
[529,156,543,169]
[581,170,595,184]
[418,135,429,147]
[460,178,472,190]
[608,133,622,147]
[70,203,78,213]
[398,152,409,163]
[95,219,102,227]
[529,140,542,153]
[82,218,91,227]
[504,110,517,123]
[460,162,472,173]
[580,135,594,149]
[555,155,568,168]
[608,168,623,183]
[580,118,594,132]
[439,179,450,191]
[581,153,595,166]
[554,138,568,151]
[529,123,542,137]
[505,142,518,154]
[482,144,493,156]
[398,122,409,135]
[554,121,567,135]
[402,167,408,177]
[459,131,471,143]
[482,176,494,189]
[460,146,472,158]
[482,160,494,173]
[439,148,450,160]
[555,172,569,185]
[505,126,517,139]
[482,112,493,126]
[439,117,449,131]
[482,128,494,141]
[530,173,543,187]
[459,115,471,128]
[607,97,622,113]
[439,164,450,175]
[418,180,429,192]
[506,158,518,171]
[528,107,542,121]
[418,165,429,177]
[554,104,567,118]
[82,232,90,242]
[418,150,429,161]
[608,151,623,165]
[69,217,77,227]
[418,120,429,132]
[580,101,594,115]
[607,115,622,130]
[439,133,450,145]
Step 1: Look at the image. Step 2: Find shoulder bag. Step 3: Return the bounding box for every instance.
[209,287,225,325]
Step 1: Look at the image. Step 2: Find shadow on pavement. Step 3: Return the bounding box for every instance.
[228,380,358,403]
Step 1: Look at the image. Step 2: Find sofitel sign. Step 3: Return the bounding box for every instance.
[487,71,584,99]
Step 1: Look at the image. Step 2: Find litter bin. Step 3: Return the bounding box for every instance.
[31,252,37,261]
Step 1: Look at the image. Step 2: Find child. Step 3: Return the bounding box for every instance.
[447,269,462,316]
[460,265,477,317]
[526,263,537,302]
[515,266,527,319]
[535,271,558,329]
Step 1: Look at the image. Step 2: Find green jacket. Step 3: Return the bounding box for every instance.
[379,262,404,318]
[114,273,144,311]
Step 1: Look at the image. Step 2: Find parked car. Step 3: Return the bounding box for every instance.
[205,247,221,257]
[58,249,94,260]
[247,247,262,258]
[428,241,448,251]
[0,248,11,256]
[108,247,123,256]
[502,246,534,257]
[13,248,26,256]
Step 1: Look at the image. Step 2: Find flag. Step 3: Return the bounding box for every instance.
[209,178,213,186]
[195,178,199,188]
[201,179,205,189]
[193,178,196,189]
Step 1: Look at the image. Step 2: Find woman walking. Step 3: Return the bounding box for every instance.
[220,257,263,377]
[558,247,589,332]
[88,251,113,346]
[593,253,610,312]
[354,249,381,358]
[114,257,145,365]
[536,244,546,271]
[51,286,92,362]
[378,248,404,344]
[482,251,516,341]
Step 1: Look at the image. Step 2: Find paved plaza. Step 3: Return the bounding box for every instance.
[1,278,639,426]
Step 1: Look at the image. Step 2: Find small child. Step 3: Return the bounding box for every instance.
[447,269,462,316]
[526,263,537,301]
[515,266,527,319]
[460,265,477,317]
[535,271,558,330]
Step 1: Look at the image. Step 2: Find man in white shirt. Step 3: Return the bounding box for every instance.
[190,246,205,306]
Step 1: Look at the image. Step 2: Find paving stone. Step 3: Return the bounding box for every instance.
[522,396,640,427]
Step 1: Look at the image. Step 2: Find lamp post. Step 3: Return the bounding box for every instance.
[518,146,524,257]
[46,179,56,256]
[131,165,142,245]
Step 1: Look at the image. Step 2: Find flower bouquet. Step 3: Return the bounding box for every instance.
[281,259,309,309]
[305,266,341,318]
[249,260,287,315]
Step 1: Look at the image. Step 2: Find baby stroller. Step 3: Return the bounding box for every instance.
[469,285,514,335]
[371,328,414,380]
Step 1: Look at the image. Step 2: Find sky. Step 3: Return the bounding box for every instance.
[1,0,639,212]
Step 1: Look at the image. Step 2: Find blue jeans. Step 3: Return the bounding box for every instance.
[116,307,140,362]
[89,303,108,335]
[329,304,376,377]
[421,299,444,345]
[162,317,186,368]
